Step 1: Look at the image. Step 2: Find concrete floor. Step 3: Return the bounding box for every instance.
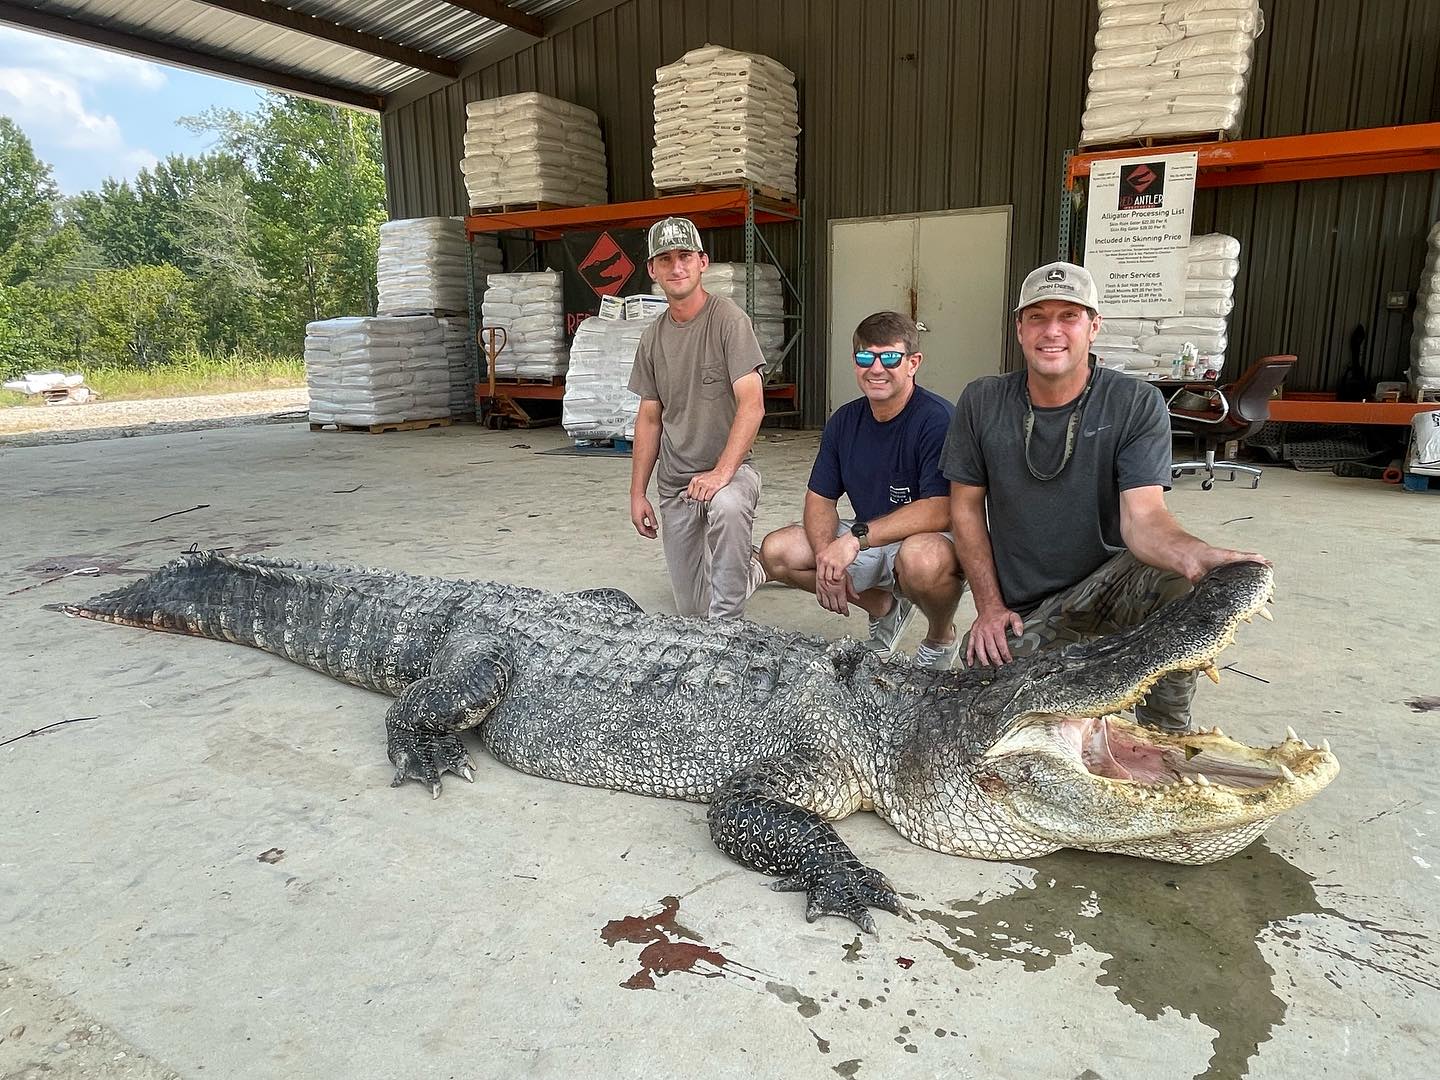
[1,419,1437,1080]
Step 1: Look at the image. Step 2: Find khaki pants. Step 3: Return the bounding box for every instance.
[658,463,762,620]
[961,551,1196,731]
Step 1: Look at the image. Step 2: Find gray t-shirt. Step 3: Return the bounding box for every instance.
[940,365,1172,614]
[628,293,766,497]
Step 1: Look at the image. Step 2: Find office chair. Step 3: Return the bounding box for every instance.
[1168,354,1296,490]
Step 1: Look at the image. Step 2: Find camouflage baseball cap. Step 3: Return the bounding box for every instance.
[1015,261,1099,313]
[647,216,704,259]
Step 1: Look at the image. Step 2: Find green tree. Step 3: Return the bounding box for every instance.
[184,94,385,346]
[64,152,246,271]
[67,264,199,368]
[0,115,69,287]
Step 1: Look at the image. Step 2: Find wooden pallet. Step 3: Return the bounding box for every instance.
[654,182,798,204]
[309,417,453,434]
[377,308,468,318]
[469,201,566,215]
[1078,130,1233,152]
[492,375,566,387]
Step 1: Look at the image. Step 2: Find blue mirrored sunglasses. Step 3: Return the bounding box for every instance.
[854,350,909,369]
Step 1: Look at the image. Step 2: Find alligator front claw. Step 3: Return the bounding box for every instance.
[770,858,907,935]
[388,732,474,798]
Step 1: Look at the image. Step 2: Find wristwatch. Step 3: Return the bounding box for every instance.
[850,521,871,550]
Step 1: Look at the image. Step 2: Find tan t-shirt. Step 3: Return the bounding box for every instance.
[628,293,765,497]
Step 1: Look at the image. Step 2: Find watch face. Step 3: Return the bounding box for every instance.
[851,522,867,538]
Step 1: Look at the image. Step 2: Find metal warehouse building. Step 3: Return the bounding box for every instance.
[9,0,1440,425]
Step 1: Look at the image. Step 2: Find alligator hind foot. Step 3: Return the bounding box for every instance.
[771,859,906,935]
[389,731,474,799]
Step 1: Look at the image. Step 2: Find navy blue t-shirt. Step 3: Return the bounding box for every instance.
[808,385,954,522]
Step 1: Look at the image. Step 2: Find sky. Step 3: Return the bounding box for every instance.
[0,24,266,196]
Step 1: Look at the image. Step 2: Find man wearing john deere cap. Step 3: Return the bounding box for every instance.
[939,261,1264,732]
[628,217,767,619]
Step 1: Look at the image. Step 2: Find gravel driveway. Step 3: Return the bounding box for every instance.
[0,388,310,447]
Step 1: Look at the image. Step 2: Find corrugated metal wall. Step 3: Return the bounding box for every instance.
[384,0,1440,422]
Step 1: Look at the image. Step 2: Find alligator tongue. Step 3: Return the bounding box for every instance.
[1084,718,1132,780]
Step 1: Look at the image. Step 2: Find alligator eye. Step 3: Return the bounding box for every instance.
[976,773,1008,796]
[1185,746,1202,760]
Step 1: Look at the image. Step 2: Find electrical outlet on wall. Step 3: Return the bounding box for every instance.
[1386,291,1409,310]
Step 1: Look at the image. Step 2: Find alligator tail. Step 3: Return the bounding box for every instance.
[62,552,446,693]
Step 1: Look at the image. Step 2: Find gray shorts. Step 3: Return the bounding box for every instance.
[836,520,955,596]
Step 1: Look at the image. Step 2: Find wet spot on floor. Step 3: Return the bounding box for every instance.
[766,981,821,1018]
[912,841,1434,1080]
[600,894,757,991]
[832,1060,862,1078]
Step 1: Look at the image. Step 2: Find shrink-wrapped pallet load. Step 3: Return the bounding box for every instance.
[304,316,451,427]
[1410,222,1440,400]
[1091,232,1239,378]
[435,316,479,418]
[480,271,568,378]
[1081,0,1264,145]
[562,314,658,441]
[652,45,800,198]
[461,92,608,209]
[701,262,786,373]
[376,218,502,315]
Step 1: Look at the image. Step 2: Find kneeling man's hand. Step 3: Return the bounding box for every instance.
[1184,545,1269,583]
[686,468,734,502]
[967,605,1025,667]
[815,569,861,617]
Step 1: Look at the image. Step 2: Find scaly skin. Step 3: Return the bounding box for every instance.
[63,554,1339,933]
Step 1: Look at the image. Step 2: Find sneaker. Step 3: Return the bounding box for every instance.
[746,549,769,598]
[865,595,916,657]
[914,635,960,671]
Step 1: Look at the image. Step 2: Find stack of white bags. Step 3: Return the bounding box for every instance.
[1091,233,1239,377]
[305,316,451,427]
[461,92,608,209]
[376,218,501,315]
[701,262,786,373]
[1082,0,1263,145]
[436,317,478,418]
[480,271,568,378]
[562,314,659,441]
[1410,222,1440,399]
[652,45,800,198]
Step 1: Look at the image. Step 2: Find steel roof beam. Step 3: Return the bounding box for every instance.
[441,1,544,37]
[0,1,384,111]
[189,1,458,77]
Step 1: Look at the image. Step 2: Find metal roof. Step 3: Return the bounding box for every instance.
[0,0,586,111]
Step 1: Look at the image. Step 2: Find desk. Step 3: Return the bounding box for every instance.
[1135,378,1439,425]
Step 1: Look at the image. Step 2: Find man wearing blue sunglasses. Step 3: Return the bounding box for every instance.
[754,311,963,669]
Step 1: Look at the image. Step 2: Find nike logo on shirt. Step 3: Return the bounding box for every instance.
[1083,425,1112,437]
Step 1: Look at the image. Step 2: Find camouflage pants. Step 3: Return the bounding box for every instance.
[962,552,1196,731]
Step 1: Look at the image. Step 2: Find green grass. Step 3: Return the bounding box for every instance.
[1,348,305,407]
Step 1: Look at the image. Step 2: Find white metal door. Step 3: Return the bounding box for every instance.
[828,206,1012,415]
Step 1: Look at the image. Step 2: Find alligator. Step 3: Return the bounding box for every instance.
[63,552,1338,932]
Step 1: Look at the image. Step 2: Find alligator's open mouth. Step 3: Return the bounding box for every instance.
[1053,712,1334,791]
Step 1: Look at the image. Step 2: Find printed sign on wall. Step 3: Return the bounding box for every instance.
[1084,151,1197,316]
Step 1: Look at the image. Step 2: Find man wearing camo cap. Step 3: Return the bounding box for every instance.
[627,216,767,619]
[939,260,1264,732]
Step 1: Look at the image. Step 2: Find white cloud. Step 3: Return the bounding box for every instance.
[0,68,127,151]
[0,26,166,89]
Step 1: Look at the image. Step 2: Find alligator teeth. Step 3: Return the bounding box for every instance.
[1195,773,1211,787]
[1258,607,1273,621]
[1181,776,1195,786]
[1285,725,1299,742]
[1211,726,1225,738]
[1279,764,1297,783]
[1299,739,1312,750]
[1321,738,1331,753]
[1204,665,1221,684]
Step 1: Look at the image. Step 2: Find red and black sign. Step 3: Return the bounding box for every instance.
[577,231,636,297]
[1118,161,1166,210]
